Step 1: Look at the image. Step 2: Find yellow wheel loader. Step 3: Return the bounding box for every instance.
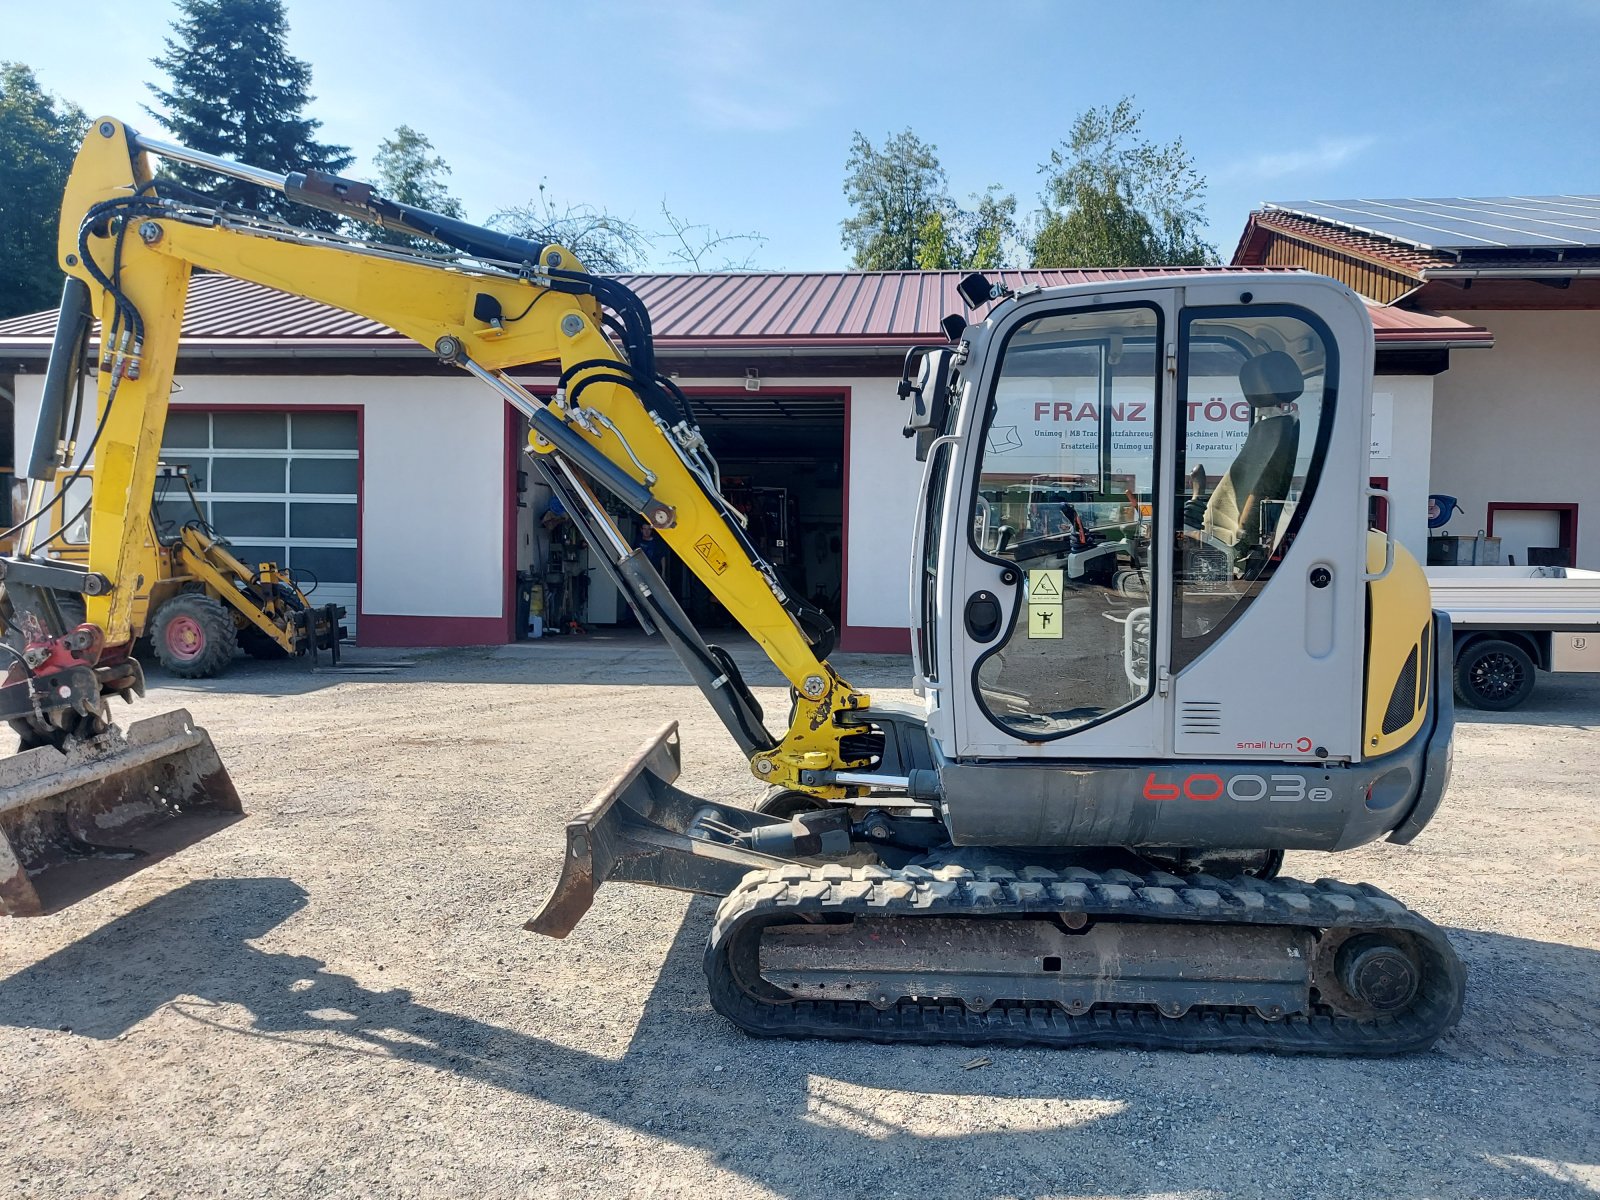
[0,121,1463,1054]
[29,464,346,678]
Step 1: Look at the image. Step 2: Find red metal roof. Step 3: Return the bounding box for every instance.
[0,268,1491,351]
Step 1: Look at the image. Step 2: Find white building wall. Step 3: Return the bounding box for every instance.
[10,358,1447,649]
[12,372,508,630]
[1431,311,1600,567]
[1370,374,1435,564]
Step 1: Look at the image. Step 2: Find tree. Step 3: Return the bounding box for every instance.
[368,125,463,247]
[841,129,1018,271]
[1032,96,1216,267]
[840,129,949,270]
[0,64,86,319]
[490,184,650,274]
[657,201,765,271]
[145,0,351,228]
[961,186,1019,271]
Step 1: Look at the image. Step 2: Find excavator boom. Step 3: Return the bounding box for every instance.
[1,118,861,915]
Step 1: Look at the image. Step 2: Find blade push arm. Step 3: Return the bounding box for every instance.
[40,118,870,794]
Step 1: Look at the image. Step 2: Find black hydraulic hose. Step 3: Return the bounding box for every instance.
[557,358,651,387]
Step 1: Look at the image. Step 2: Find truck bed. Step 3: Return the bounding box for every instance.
[1426,566,1600,630]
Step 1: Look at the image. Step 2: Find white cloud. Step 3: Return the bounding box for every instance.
[1218,135,1378,182]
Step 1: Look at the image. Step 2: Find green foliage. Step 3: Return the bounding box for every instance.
[0,64,86,319]
[1033,96,1215,267]
[841,129,1019,271]
[841,129,948,270]
[145,0,351,229]
[964,187,1018,271]
[369,125,463,247]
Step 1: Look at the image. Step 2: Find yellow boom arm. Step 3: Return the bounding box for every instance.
[45,118,869,793]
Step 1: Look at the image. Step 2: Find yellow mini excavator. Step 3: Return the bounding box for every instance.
[1,120,1462,1053]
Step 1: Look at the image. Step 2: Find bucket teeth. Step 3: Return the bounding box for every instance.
[0,708,242,916]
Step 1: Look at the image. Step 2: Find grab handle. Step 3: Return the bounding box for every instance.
[1364,485,1395,582]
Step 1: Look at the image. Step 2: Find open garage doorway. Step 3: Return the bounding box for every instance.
[682,388,846,632]
[533,387,847,639]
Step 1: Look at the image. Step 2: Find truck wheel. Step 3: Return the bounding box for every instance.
[1455,639,1536,711]
[152,593,238,678]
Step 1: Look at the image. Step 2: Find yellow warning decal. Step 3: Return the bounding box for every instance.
[1027,568,1063,639]
[694,534,730,576]
[1028,603,1062,639]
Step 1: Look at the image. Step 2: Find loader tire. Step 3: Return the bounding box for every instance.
[152,593,238,678]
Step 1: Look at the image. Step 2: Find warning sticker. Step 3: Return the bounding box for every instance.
[1027,569,1063,639]
[1028,603,1062,639]
[1027,569,1062,600]
[694,534,730,576]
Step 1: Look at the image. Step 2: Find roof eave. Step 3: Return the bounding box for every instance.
[1418,266,1600,280]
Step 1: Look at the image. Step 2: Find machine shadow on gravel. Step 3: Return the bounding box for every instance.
[2,878,1596,1200]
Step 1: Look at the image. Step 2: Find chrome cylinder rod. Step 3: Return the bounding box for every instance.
[131,133,289,192]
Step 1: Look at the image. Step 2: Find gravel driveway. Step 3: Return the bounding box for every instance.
[1,635,1596,1199]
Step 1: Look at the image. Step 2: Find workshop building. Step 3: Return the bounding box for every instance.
[1235,195,1600,567]
[1,268,1492,650]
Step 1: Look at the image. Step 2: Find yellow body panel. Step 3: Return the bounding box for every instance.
[1364,532,1433,757]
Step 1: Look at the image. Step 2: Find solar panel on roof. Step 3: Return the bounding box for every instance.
[1264,196,1600,251]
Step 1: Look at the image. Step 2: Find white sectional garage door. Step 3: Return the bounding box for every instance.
[159,410,360,634]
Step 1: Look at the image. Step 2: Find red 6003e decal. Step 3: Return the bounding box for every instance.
[1142,773,1333,803]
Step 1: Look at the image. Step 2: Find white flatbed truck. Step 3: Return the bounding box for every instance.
[1427,566,1600,710]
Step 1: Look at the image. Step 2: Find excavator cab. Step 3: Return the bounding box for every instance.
[910,272,1448,854]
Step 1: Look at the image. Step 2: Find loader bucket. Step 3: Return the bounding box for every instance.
[0,708,242,916]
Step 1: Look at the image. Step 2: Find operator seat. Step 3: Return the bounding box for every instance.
[1203,350,1303,554]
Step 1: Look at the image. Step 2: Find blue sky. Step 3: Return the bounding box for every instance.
[7,0,1599,270]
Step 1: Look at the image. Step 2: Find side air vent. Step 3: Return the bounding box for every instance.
[1180,700,1223,735]
[1383,644,1420,735]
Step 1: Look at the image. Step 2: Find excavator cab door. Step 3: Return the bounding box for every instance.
[918,275,1374,767]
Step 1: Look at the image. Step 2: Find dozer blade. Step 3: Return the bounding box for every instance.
[0,708,242,917]
[527,720,791,938]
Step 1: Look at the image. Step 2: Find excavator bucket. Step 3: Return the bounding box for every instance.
[0,708,241,917]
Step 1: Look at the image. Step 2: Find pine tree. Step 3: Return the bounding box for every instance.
[0,63,87,318]
[144,0,351,228]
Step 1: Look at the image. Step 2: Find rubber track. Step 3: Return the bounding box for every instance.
[704,862,1466,1055]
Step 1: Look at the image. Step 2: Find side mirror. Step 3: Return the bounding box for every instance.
[899,346,954,463]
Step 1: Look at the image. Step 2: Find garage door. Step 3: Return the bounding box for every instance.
[159,410,359,633]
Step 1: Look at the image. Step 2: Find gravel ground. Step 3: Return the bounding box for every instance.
[1,634,1597,1200]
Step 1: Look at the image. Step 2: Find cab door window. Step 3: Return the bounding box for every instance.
[1172,308,1337,672]
[970,304,1160,737]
